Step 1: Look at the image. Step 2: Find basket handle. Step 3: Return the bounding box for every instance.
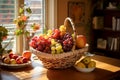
[64,17,76,51]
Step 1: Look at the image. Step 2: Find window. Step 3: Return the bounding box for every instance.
[0,0,16,50]
[0,0,45,51]
[25,0,45,35]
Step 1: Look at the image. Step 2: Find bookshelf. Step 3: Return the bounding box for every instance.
[92,0,120,59]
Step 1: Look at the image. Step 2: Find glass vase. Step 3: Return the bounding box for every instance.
[16,34,24,55]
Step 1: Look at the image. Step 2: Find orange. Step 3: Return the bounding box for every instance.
[22,50,32,60]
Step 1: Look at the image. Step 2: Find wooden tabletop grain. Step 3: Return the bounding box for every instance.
[0,55,120,80]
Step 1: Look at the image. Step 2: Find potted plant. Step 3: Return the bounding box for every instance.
[0,26,8,57]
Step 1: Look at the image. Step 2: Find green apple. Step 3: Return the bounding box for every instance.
[10,59,17,64]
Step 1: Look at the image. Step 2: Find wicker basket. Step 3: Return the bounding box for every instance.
[30,17,88,69]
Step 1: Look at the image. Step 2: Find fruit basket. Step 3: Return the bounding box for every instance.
[30,17,88,69]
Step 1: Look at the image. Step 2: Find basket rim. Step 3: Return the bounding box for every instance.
[64,17,76,51]
[30,45,88,59]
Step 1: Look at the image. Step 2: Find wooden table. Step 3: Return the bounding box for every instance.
[0,55,120,80]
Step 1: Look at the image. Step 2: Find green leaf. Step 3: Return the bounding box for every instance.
[26,7,32,14]
[19,8,24,14]
[15,29,24,36]
[0,26,8,37]
[24,30,30,36]
[18,20,25,27]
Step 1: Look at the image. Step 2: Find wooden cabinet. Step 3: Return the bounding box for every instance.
[91,0,120,59]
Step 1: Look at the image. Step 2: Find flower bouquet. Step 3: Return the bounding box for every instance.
[30,17,88,69]
[14,5,40,37]
[13,5,40,53]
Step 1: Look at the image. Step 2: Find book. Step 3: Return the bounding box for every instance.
[114,38,117,51]
[107,37,112,49]
[112,17,116,30]
[112,17,120,31]
[109,37,119,51]
[97,38,107,49]
[93,16,104,29]
[116,18,120,31]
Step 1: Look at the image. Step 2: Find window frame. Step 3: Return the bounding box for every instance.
[1,0,58,54]
[45,0,57,29]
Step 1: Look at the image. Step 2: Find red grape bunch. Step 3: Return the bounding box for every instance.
[29,36,51,53]
[62,33,74,52]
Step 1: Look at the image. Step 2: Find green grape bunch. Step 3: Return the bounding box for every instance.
[51,39,63,54]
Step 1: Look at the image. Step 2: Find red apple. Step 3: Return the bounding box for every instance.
[76,35,86,48]
[22,57,28,63]
[9,52,14,59]
[22,50,31,60]
[16,56,23,64]
[12,54,19,60]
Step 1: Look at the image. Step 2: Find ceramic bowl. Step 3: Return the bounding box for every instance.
[74,66,95,73]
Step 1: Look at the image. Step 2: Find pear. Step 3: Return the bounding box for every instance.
[10,59,17,64]
[3,57,10,64]
[88,61,96,68]
[81,56,91,65]
[76,62,86,68]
